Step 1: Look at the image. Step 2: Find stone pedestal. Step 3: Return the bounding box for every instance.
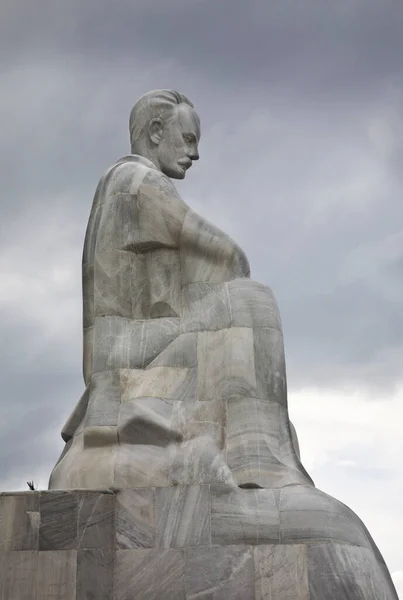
[0,488,398,599]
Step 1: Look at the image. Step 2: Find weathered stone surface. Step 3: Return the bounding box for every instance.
[76,549,114,600]
[210,485,279,545]
[0,550,38,600]
[253,327,287,406]
[37,550,77,600]
[197,328,257,402]
[226,396,281,488]
[39,491,77,550]
[307,543,390,600]
[120,366,189,401]
[92,316,180,374]
[254,544,309,600]
[0,490,399,599]
[116,488,156,549]
[279,485,371,547]
[228,279,281,330]
[0,492,39,551]
[169,436,234,486]
[115,549,185,600]
[181,282,232,332]
[84,370,121,427]
[77,492,115,549]
[155,485,210,547]
[147,332,198,368]
[172,398,225,447]
[146,248,182,318]
[185,545,255,600]
[117,396,177,446]
[115,445,171,489]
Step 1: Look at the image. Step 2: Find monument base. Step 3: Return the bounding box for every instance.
[0,488,398,599]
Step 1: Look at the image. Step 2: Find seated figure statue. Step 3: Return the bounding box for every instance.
[49,90,397,599]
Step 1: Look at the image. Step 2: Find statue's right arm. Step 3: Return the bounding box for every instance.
[123,167,188,253]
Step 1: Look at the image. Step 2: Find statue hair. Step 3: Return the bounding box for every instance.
[129,89,195,150]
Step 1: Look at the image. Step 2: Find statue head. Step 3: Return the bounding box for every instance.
[129,89,200,179]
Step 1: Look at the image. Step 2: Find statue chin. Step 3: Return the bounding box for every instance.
[162,164,187,179]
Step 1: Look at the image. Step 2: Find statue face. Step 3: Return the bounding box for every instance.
[156,103,200,179]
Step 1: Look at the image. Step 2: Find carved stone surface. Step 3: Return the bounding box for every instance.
[0,490,398,599]
[4,90,395,597]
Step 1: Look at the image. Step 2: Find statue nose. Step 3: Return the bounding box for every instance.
[189,150,199,161]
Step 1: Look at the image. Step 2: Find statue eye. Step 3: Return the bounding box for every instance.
[183,134,194,143]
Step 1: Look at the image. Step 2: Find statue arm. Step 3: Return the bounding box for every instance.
[121,168,188,253]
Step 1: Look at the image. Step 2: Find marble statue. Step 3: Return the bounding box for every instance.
[49,89,309,491]
[44,90,398,599]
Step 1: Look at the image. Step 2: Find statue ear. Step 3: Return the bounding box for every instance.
[148,118,163,145]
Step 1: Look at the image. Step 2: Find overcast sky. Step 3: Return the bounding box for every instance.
[1,0,402,592]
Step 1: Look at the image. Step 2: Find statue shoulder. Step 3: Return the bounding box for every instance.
[101,156,183,206]
[101,156,153,197]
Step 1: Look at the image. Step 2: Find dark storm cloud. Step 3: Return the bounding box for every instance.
[3,0,403,97]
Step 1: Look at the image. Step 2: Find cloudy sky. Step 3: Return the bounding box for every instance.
[1,0,402,593]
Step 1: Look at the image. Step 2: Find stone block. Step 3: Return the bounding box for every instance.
[120,366,189,401]
[185,545,255,600]
[228,279,281,330]
[0,492,39,551]
[155,485,210,547]
[50,430,116,490]
[94,251,147,320]
[39,491,78,550]
[37,550,77,599]
[197,328,256,402]
[118,397,178,446]
[146,248,181,318]
[147,332,198,368]
[77,492,115,549]
[92,316,180,373]
[181,282,231,332]
[279,485,371,547]
[280,508,370,547]
[82,261,94,329]
[76,549,114,600]
[170,437,234,486]
[83,325,94,385]
[307,543,385,599]
[0,550,38,600]
[253,327,287,405]
[84,370,121,427]
[210,485,279,545]
[172,398,225,448]
[180,208,250,285]
[225,396,282,488]
[144,367,197,403]
[114,443,170,488]
[137,168,187,249]
[254,545,309,600]
[115,549,185,600]
[116,488,156,549]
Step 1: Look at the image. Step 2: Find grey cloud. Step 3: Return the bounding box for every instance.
[3,0,403,99]
[0,310,81,489]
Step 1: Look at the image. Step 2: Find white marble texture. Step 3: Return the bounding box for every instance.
[43,90,398,598]
[0,490,398,599]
